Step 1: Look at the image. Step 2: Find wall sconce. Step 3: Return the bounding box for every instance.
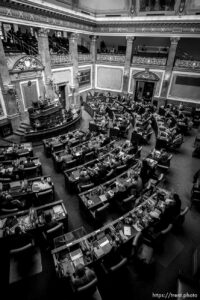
[76,71,81,82]
[130,0,135,16]
[124,70,129,78]
[70,85,76,93]
[0,25,3,40]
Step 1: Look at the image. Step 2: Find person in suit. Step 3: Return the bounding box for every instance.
[43,212,59,231]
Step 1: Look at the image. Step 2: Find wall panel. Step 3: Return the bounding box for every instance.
[95,65,124,92]
[168,71,200,103]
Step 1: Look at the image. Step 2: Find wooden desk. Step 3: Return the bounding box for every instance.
[52,188,172,277]
[0,200,67,239]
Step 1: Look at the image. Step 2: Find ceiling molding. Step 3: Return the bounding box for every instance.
[1,1,200,37]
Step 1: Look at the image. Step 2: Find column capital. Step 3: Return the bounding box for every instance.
[126,36,135,43]
[69,32,79,41]
[170,36,180,45]
[90,35,98,43]
[38,28,49,38]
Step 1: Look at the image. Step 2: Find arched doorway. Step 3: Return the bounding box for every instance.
[133,69,159,103]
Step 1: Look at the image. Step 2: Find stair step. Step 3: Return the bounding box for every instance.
[16,128,26,133]
[21,122,31,127]
[14,131,25,136]
[20,124,31,129]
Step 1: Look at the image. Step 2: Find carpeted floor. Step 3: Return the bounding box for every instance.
[1,107,200,300]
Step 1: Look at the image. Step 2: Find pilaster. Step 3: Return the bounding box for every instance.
[69,32,79,105]
[37,28,54,100]
[122,36,135,94]
[90,35,97,89]
[161,37,180,99]
[0,30,18,125]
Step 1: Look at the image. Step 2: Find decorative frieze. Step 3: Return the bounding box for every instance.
[175,59,200,70]
[78,54,92,62]
[132,56,167,66]
[50,54,72,66]
[97,54,126,63]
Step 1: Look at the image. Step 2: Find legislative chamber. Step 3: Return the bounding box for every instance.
[0,1,200,300]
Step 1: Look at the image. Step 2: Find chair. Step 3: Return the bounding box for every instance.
[64,159,77,170]
[105,169,115,181]
[44,222,64,249]
[120,194,135,212]
[191,189,200,206]
[95,203,110,223]
[1,207,19,214]
[176,273,199,300]
[10,241,35,256]
[116,164,126,174]
[153,223,173,249]
[23,165,38,179]
[173,206,189,229]
[101,253,127,274]
[78,182,94,193]
[36,189,53,205]
[84,152,95,163]
[75,277,102,300]
[10,239,36,264]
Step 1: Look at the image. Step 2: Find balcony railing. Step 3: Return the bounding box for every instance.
[97,54,126,64]
[78,54,92,62]
[132,56,167,66]
[175,59,200,70]
[50,54,71,65]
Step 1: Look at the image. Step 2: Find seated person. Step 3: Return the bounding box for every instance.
[0,192,25,210]
[43,212,59,231]
[133,174,143,194]
[69,264,102,299]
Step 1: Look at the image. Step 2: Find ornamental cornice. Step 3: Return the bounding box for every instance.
[95,22,200,35]
[0,5,94,33]
[1,4,200,36]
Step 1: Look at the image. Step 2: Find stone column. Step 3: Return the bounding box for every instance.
[37,28,54,100]
[69,32,79,105]
[122,36,135,95]
[90,35,97,89]
[160,37,180,99]
[0,29,19,128]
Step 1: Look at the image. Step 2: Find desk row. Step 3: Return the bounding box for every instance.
[52,188,173,277]
[0,200,67,239]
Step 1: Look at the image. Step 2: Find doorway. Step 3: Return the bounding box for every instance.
[58,85,66,108]
[135,80,155,102]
